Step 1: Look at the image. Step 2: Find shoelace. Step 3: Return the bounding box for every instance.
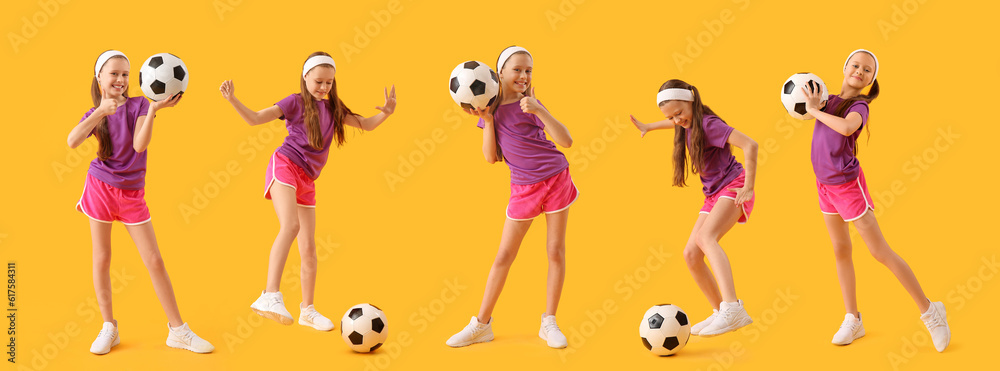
[839,318,860,331]
[923,312,945,330]
[268,295,286,311]
[97,328,115,340]
[173,330,193,345]
[717,307,738,323]
[469,323,487,338]
[304,309,323,322]
[543,319,561,334]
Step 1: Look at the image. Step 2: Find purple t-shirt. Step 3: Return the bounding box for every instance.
[274,94,336,180]
[687,115,744,196]
[477,101,569,185]
[811,94,869,185]
[81,96,151,190]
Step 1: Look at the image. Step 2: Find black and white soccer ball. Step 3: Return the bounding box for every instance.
[449,61,499,110]
[340,303,387,353]
[780,72,828,120]
[139,53,188,102]
[639,304,691,356]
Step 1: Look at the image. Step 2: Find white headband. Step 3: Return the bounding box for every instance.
[656,88,694,105]
[95,50,128,79]
[302,55,336,78]
[497,46,531,72]
[844,49,879,84]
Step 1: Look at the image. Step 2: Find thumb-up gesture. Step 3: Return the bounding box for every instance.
[97,89,120,117]
[520,87,544,115]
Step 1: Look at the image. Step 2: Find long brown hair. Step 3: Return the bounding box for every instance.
[832,74,879,155]
[659,79,720,187]
[487,49,533,163]
[91,51,129,161]
[300,51,354,150]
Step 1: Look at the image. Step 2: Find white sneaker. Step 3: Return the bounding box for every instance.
[832,313,865,345]
[920,301,950,352]
[690,309,719,336]
[298,304,335,331]
[89,321,119,355]
[699,300,752,337]
[539,314,568,349]
[250,291,293,325]
[166,323,215,353]
[446,316,494,347]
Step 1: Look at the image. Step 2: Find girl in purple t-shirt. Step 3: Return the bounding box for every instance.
[67,50,214,354]
[630,79,759,338]
[801,49,949,350]
[220,51,396,332]
[446,46,577,349]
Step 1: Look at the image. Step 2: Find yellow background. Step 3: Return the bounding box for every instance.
[2,0,997,370]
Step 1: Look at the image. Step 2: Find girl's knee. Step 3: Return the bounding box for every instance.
[279,221,300,235]
[832,243,852,259]
[547,246,565,264]
[869,246,893,265]
[695,232,719,252]
[495,248,518,267]
[683,244,704,266]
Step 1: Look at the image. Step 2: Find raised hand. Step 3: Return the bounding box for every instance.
[219,80,235,101]
[375,85,396,115]
[630,115,649,138]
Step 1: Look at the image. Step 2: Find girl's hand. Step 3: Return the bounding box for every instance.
[801,81,826,112]
[728,185,754,206]
[96,97,120,117]
[630,115,649,138]
[463,106,493,123]
[520,87,545,115]
[219,80,235,101]
[375,85,396,115]
[150,93,182,111]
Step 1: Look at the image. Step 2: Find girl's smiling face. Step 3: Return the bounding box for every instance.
[659,99,693,129]
[99,57,130,98]
[843,52,876,89]
[304,65,335,100]
[499,53,532,95]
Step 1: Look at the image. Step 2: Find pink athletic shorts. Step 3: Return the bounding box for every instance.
[506,168,579,221]
[265,151,316,207]
[76,174,151,225]
[699,170,754,224]
[817,169,874,222]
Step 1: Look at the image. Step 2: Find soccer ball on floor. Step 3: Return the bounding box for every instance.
[639,304,691,356]
[448,61,499,111]
[341,303,387,353]
[780,72,828,120]
[139,53,188,102]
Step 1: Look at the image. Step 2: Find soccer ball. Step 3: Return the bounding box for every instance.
[139,53,188,102]
[340,303,387,353]
[639,304,691,356]
[780,73,828,120]
[448,61,499,110]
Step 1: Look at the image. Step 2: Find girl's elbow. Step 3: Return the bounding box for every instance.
[562,138,573,148]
